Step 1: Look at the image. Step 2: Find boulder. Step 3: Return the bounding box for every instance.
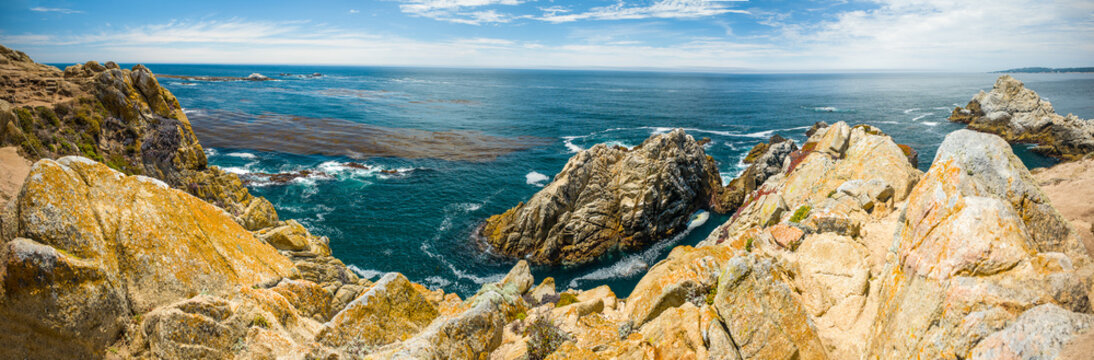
[713,255,829,360]
[949,75,1094,160]
[316,272,439,351]
[480,129,726,265]
[969,304,1094,360]
[624,245,733,327]
[717,135,797,211]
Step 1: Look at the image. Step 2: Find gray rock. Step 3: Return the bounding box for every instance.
[970,304,1094,360]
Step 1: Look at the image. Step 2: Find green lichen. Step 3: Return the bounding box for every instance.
[555,293,578,308]
[789,205,812,223]
[526,317,569,360]
[252,315,269,328]
[745,237,754,252]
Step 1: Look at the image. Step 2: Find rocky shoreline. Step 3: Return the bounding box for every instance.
[2,44,1094,359]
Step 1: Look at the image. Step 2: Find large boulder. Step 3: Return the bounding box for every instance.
[716,135,797,211]
[713,254,829,360]
[316,273,439,352]
[865,130,1093,359]
[480,129,726,265]
[949,75,1094,160]
[0,156,294,358]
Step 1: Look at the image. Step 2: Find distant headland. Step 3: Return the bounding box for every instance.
[994,67,1094,73]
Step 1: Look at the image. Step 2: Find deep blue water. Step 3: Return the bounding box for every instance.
[105,64,1094,298]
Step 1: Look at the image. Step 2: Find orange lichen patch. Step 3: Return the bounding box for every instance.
[768,223,805,250]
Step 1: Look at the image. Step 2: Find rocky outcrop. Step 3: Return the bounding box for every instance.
[0,157,294,358]
[480,129,727,265]
[865,130,1093,359]
[0,44,275,230]
[1034,156,1094,254]
[950,75,1094,160]
[716,135,798,212]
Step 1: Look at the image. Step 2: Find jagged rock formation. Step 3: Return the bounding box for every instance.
[1034,156,1094,253]
[950,75,1094,160]
[480,129,728,265]
[0,44,276,230]
[715,134,798,213]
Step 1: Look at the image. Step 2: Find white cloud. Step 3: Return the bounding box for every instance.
[29,7,82,14]
[774,0,1094,70]
[349,9,360,14]
[535,0,749,23]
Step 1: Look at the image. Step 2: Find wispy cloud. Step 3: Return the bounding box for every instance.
[535,0,750,23]
[349,9,360,14]
[398,0,524,25]
[29,7,82,14]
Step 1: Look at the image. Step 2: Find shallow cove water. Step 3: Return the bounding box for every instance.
[124,64,1094,298]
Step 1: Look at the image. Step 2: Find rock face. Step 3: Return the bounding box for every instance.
[865,130,1093,359]
[1034,156,1094,254]
[950,75,1094,160]
[480,129,727,265]
[0,157,294,358]
[0,44,275,230]
[716,135,798,212]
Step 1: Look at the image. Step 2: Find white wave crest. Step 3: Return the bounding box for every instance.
[226,152,257,159]
[911,113,934,121]
[347,264,384,280]
[526,171,549,187]
[903,108,921,114]
[922,121,939,126]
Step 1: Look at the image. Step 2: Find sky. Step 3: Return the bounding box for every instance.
[0,0,1092,71]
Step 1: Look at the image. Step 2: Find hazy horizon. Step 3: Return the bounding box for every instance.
[3,0,1093,72]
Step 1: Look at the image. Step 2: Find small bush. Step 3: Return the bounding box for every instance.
[526,317,569,360]
[555,293,578,308]
[36,106,61,127]
[516,312,527,320]
[706,287,717,305]
[789,205,811,223]
[745,237,754,252]
[252,315,269,328]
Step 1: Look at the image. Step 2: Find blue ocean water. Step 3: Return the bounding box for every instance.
[136,65,1094,298]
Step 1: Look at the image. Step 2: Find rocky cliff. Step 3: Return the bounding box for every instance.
[0,44,277,230]
[480,129,729,265]
[950,75,1094,160]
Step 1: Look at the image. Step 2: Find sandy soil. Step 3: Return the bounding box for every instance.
[0,147,31,205]
[1033,157,1094,255]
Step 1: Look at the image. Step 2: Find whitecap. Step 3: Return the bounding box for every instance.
[922,121,939,126]
[814,106,839,112]
[221,166,252,175]
[562,136,585,153]
[225,152,257,159]
[424,276,452,289]
[347,264,384,280]
[204,148,218,157]
[903,108,921,114]
[526,171,549,187]
[911,113,934,121]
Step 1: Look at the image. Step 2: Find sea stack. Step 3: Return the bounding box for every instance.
[950,75,1094,160]
[480,129,728,265]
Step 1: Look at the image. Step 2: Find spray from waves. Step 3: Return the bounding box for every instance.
[347,264,385,280]
[420,241,505,286]
[526,171,549,187]
[643,126,810,139]
[204,148,218,157]
[567,210,709,289]
[911,113,934,121]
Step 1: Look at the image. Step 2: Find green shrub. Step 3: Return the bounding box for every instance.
[526,317,569,360]
[252,315,269,328]
[745,237,754,252]
[36,106,61,127]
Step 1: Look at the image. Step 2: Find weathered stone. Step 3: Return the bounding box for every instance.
[259,219,311,251]
[624,245,733,327]
[713,255,829,360]
[969,304,1094,360]
[316,272,439,351]
[481,129,726,265]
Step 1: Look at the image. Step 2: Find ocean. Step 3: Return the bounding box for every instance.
[131,65,1094,298]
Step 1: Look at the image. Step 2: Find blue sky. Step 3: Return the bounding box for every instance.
[1,0,1092,71]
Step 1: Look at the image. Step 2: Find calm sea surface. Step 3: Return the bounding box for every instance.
[122,65,1094,297]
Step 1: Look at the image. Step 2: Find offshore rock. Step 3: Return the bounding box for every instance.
[0,157,294,358]
[480,129,726,265]
[950,75,1094,160]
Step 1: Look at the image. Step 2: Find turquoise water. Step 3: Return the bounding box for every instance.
[134,65,1094,298]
